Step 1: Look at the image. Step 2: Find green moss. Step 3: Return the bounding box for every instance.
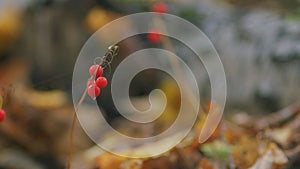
[200,141,232,161]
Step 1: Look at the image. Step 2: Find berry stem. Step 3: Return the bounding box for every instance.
[67,87,87,169]
[67,45,118,169]
[0,95,2,109]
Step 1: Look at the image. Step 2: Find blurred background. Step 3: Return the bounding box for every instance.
[0,0,300,169]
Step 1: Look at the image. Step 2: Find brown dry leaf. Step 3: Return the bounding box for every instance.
[95,152,126,169]
[232,137,259,168]
[265,128,292,146]
[142,155,177,169]
[248,142,288,169]
[248,149,273,169]
[173,146,201,169]
[196,157,216,169]
[224,124,246,144]
[120,159,143,169]
[269,143,288,167]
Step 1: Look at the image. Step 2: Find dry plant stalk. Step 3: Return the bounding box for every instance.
[67,45,119,169]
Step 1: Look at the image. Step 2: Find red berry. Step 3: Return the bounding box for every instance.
[0,109,6,122]
[96,77,108,88]
[89,65,103,78]
[87,79,95,87]
[147,30,161,44]
[152,2,168,14]
[88,85,101,99]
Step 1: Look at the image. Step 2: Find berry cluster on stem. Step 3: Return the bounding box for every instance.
[87,64,108,99]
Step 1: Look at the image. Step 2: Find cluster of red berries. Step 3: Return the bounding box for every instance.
[0,109,5,122]
[147,2,168,44]
[87,64,108,99]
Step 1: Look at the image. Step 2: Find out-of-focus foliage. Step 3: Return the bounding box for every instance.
[0,9,21,54]
[85,7,120,33]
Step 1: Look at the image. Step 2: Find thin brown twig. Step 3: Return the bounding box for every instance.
[67,88,87,169]
[67,45,119,169]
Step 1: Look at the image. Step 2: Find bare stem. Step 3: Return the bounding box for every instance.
[67,45,118,169]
